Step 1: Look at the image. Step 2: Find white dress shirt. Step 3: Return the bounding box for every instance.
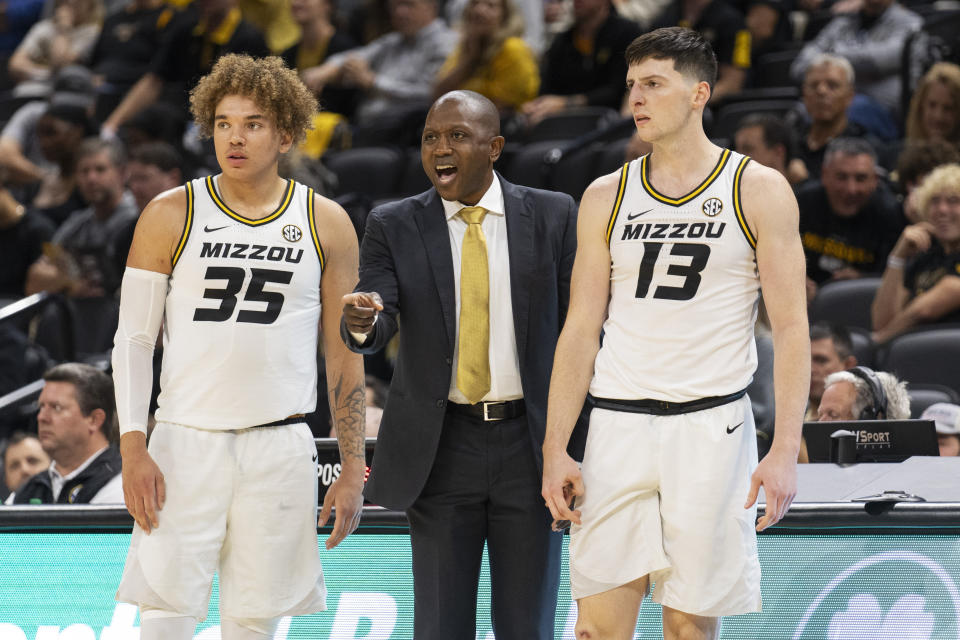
[48,446,124,504]
[441,176,523,403]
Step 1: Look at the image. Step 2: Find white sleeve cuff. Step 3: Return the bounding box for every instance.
[349,312,377,345]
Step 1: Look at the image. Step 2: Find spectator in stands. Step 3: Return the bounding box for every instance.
[649,0,752,103]
[446,0,544,55]
[807,323,858,421]
[25,138,138,298]
[0,0,44,59]
[2,432,50,499]
[921,402,960,457]
[791,54,874,184]
[87,0,176,120]
[281,0,358,118]
[817,368,910,421]
[521,0,641,124]
[734,112,797,183]
[0,186,54,298]
[740,0,793,63]
[101,0,269,137]
[798,137,904,292]
[896,140,960,223]
[7,0,102,99]
[0,65,93,210]
[904,62,960,147]
[789,0,921,127]
[434,0,539,111]
[300,0,456,146]
[871,163,960,343]
[11,363,122,504]
[126,142,183,212]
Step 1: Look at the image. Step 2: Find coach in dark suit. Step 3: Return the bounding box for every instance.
[340,90,578,640]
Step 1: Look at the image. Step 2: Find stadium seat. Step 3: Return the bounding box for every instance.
[552,144,602,200]
[877,327,960,394]
[908,383,960,418]
[397,147,431,197]
[752,50,804,89]
[848,327,876,368]
[500,141,563,190]
[808,277,883,332]
[324,147,404,198]
[524,107,620,143]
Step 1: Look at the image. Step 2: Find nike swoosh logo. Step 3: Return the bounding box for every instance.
[204,225,229,232]
[311,453,318,463]
[726,421,744,434]
[626,209,653,220]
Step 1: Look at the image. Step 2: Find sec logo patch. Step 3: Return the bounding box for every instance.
[282,225,303,242]
[702,198,723,217]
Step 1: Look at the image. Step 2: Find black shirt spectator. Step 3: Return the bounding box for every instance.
[281,31,358,116]
[90,0,174,90]
[539,7,641,109]
[797,179,903,283]
[0,201,54,298]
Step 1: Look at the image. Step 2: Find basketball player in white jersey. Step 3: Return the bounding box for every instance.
[111,55,365,639]
[542,28,810,639]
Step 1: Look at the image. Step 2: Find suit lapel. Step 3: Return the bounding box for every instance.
[502,177,532,363]
[414,191,457,355]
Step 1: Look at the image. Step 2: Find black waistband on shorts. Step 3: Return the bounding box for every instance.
[587,389,747,416]
[252,414,306,428]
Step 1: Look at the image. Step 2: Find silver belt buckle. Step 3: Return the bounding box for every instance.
[483,401,500,422]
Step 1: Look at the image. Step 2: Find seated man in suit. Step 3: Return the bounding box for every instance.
[341,90,579,640]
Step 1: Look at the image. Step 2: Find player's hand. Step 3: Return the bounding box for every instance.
[745,447,797,532]
[119,432,166,534]
[541,448,584,527]
[341,292,383,336]
[319,472,364,549]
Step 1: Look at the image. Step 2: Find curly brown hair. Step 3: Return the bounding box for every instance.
[189,54,318,145]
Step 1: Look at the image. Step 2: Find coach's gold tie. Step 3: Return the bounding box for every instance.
[457,206,491,404]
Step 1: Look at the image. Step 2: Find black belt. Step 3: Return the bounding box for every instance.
[448,399,525,422]
[252,414,306,428]
[588,389,747,416]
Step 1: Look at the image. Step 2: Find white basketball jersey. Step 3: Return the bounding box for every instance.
[154,176,324,429]
[589,149,760,402]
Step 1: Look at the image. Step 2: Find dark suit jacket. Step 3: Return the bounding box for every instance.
[341,175,582,511]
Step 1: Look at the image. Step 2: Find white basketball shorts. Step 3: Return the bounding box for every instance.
[569,395,761,617]
[116,421,327,620]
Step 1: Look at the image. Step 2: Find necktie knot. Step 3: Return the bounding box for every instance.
[459,206,487,226]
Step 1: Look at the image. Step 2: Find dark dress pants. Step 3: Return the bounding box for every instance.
[407,409,563,640]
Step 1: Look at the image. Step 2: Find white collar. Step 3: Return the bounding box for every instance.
[442,174,504,221]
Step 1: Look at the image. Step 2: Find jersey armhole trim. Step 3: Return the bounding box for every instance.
[171,181,194,268]
[605,162,630,245]
[307,187,325,272]
[733,156,757,250]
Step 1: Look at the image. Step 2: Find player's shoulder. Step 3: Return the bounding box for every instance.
[138,184,190,238]
[580,165,630,216]
[309,190,355,239]
[739,157,790,193]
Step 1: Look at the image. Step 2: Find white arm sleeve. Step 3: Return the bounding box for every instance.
[112,267,168,437]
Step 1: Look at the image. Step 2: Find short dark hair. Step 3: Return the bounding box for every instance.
[2,431,40,467]
[77,137,126,168]
[823,137,877,166]
[737,113,795,161]
[130,141,182,173]
[810,323,853,360]
[43,363,117,441]
[896,140,960,189]
[625,27,718,89]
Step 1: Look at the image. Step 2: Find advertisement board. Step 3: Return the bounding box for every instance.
[1,533,959,639]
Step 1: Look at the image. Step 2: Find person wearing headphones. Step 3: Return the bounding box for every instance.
[817,366,911,422]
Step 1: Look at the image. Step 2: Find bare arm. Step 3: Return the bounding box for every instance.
[741,162,809,531]
[0,136,45,184]
[102,73,164,135]
[541,171,619,525]
[871,222,934,334]
[710,64,746,104]
[315,195,365,549]
[873,275,960,344]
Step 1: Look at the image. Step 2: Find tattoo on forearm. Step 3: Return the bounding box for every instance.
[331,374,366,462]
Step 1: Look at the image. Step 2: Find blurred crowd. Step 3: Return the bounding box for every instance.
[1,0,959,501]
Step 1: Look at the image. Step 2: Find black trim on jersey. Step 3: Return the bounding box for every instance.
[605,163,630,245]
[640,148,731,206]
[205,175,295,226]
[307,187,325,272]
[172,181,194,268]
[733,156,756,249]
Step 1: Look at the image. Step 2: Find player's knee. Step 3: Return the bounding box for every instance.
[221,616,280,639]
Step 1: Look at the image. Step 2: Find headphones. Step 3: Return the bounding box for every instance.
[847,366,888,420]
